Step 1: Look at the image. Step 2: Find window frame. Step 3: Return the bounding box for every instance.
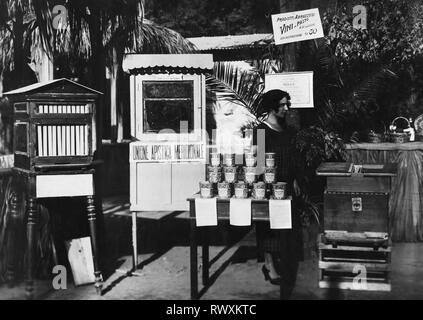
[133,74,204,142]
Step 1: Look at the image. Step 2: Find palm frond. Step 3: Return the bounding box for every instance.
[250,58,284,78]
[0,28,14,74]
[206,61,264,118]
[136,19,195,54]
[353,68,398,102]
[30,0,54,57]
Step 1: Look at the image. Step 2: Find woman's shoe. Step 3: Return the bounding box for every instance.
[262,265,280,285]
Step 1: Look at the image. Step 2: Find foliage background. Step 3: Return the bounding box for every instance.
[145,0,278,37]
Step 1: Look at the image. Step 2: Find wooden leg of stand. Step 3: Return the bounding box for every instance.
[26,198,38,300]
[190,218,198,300]
[6,193,20,287]
[87,195,103,295]
[132,211,138,271]
[202,228,209,286]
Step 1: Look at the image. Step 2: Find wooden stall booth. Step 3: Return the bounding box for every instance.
[123,54,213,211]
[122,54,213,272]
[3,79,104,299]
[316,162,397,291]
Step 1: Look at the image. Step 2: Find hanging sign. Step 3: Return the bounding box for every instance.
[265,72,314,108]
[271,8,324,45]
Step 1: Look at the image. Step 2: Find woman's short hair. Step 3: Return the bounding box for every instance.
[259,89,291,114]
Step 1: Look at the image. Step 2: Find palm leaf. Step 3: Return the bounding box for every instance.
[206,61,264,119]
[136,19,195,54]
[353,68,398,102]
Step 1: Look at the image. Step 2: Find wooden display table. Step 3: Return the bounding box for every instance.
[346,142,423,241]
[187,194,293,300]
[8,167,103,299]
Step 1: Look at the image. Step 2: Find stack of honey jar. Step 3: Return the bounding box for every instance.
[199,152,287,200]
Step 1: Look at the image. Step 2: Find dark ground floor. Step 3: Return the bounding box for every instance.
[0,195,422,300]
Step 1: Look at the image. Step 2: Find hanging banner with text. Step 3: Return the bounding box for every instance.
[271,8,324,45]
[265,72,314,108]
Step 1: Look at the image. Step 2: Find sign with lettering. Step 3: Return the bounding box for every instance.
[271,8,324,45]
[265,72,314,108]
[130,141,205,162]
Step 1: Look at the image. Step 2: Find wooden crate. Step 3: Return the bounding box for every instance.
[318,235,391,291]
[326,176,391,193]
[322,230,390,249]
[324,191,389,234]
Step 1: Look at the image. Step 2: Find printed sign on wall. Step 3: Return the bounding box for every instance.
[265,72,314,108]
[271,8,324,45]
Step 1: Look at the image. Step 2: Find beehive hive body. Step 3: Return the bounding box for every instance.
[5,79,101,172]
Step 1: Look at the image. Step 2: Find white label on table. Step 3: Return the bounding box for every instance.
[229,198,252,226]
[269,199,292,229]
[195,198,217,227]
[36,174,94,198]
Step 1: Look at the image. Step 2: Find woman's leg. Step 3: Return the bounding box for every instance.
[256,222,280,281]
[277,229,301,298]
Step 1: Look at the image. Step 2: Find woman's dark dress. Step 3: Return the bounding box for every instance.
[253,121,303,294]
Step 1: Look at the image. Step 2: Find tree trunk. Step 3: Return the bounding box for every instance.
[279,0,312,71]
[279,0,298,72]
[87,12,105,156]
[12,4,24,89]
[279,0,312,128]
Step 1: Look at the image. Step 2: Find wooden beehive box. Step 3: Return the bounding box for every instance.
[316,162,397,237]
[4,79,102,172]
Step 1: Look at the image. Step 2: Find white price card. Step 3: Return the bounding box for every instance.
[269,199,292,229]
[271,8,324,45]
[229,198,252,226]
[195,197,217,227]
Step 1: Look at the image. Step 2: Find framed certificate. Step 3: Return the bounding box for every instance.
[265,72,314,108]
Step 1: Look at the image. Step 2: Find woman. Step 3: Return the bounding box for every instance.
[253,89,303,299]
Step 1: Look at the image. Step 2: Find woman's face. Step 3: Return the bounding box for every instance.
[274,97,290,119]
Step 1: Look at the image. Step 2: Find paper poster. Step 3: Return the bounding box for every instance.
[195,197,218,226]
[271,8,324,45]
[265,72,314,108]
[229,198,252,226]
[269,199,292,229]
[65,237,95,286]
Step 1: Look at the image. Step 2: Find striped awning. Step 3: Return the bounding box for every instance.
[122,54,214,75]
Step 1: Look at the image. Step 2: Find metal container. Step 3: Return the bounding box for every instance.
[245,153,256,167]
[223,153,235,167]
[272,182,287,200]
[224,166,237,183]
[208,166,222,183]
[243,166,256,184]
[234,182,248,199]
[265,152,276,168]
[210,152,221,166]
[253,182,266,199]
[217,182,231,199]
[199,181,213,198]
[264,167,276,184]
